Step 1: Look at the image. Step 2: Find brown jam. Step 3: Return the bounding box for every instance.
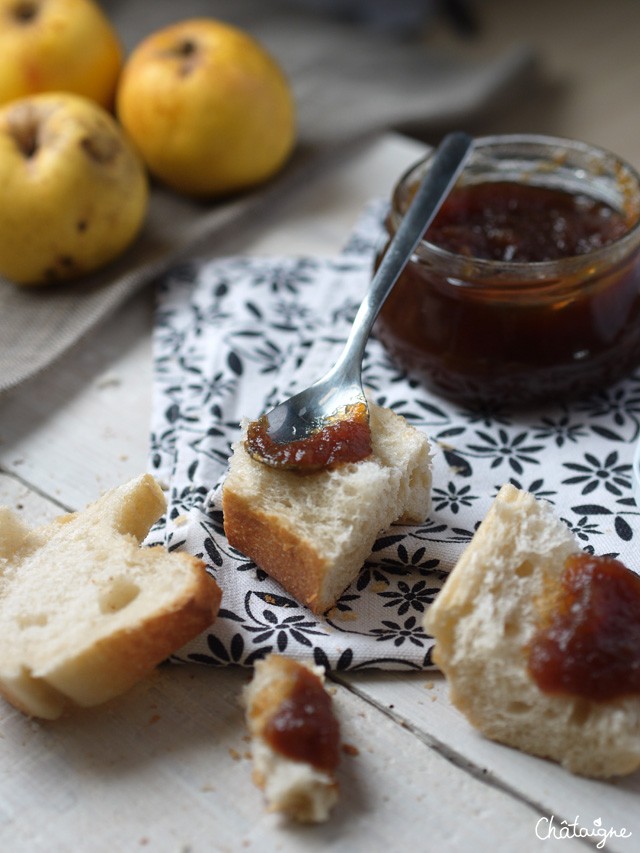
[426,182,629,262]
[245,402,372,471]
[375,175,640,409]
[528,554,640,702]
[263,665,341,772]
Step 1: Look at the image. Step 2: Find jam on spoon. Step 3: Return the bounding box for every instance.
[246,401,371,471]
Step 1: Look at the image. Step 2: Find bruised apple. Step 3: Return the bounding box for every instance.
[0,93,148,286]
[0,0,123,109]
[116,18,296,197]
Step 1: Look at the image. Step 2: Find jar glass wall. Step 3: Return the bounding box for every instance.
[374,134,640,410]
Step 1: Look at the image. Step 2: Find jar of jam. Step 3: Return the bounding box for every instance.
[374,134,640,409]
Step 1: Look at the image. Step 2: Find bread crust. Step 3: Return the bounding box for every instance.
[222,490,327,612]
[43,552,222,708]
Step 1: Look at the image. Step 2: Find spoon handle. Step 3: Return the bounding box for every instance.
[333,130,473,377]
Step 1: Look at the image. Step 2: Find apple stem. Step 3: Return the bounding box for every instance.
[12,1,38,24]
[177,40,196,57]
[12,124,38,158]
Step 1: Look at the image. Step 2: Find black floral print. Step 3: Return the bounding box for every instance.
[149,201,640,672]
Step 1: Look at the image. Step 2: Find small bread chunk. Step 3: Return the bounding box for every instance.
[244,654,340,822]
[223,402,432,613]
[0,474,221,719]
[425,483,640,778]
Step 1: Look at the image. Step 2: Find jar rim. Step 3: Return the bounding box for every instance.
[391,133,640,279]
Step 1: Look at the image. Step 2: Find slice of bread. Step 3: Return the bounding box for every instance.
[244,654,340,822]
[222,401,432,613]
[0,474,221,719]
[424,483,640,778]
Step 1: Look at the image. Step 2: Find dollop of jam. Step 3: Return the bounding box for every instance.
[528,553,640,701]
[426,182,629,262]
[245,402,372,472]
[264,665,340,772]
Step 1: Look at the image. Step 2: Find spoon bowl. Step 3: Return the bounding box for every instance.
[246,131,474,470]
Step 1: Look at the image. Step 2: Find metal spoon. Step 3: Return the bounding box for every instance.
[249,131,473,467]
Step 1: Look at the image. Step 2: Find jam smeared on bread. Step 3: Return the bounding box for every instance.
[264,662,341,772]
[528,554,640,701]
[244,655,341,822]
[245,402,372,471]
[424,484,640,778]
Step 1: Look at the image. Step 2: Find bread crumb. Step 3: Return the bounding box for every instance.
[174,515,188,527]
[228,747,242,761]
[326,609,358,622]
[342,743,359,757]
[424,681,435,690]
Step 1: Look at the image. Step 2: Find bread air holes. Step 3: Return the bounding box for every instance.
[99,576,140,614]
[17,612,48,629]
[506,700,532,715]
[503,616,519,638]
[515,560,534,578]
[569,698,592,725]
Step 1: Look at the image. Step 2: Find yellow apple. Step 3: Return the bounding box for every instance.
[0,0,123,109]
[0,92,148,286]
[116,18,296,197]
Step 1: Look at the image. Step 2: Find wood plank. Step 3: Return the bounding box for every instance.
[0,289,155,511]
[0,471,65,524]
[337,670,640,851]
[0,664,579,853]
[0,477,565,851]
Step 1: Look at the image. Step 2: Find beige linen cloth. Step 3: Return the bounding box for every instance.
[0,0,535,392]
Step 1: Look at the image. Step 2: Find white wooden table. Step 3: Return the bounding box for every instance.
[3,0,640,846]
[1,130,638,853]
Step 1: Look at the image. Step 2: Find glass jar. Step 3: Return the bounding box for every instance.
[374,134,640,410]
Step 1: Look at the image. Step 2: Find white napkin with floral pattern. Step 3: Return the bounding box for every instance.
[148,201,640,672]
